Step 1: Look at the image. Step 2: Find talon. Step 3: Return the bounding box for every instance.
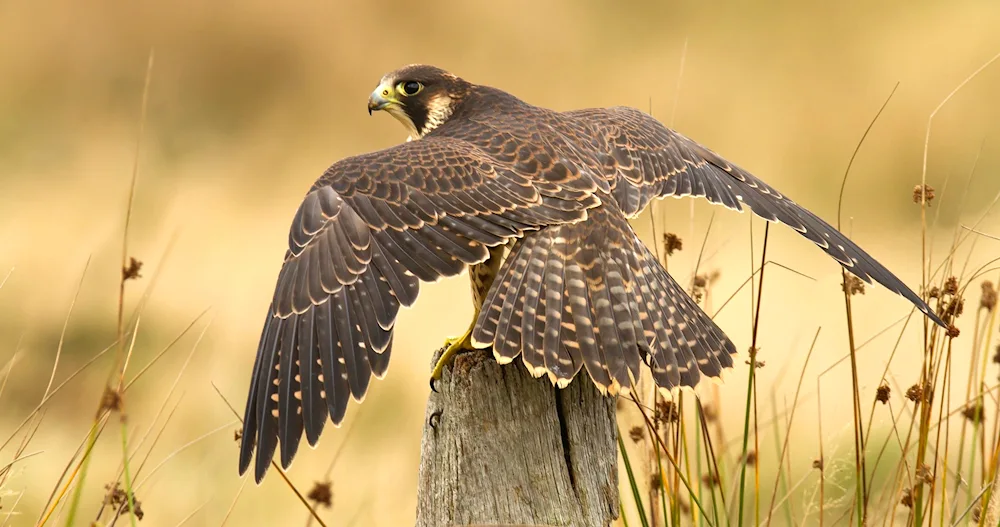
[429,316,486,387]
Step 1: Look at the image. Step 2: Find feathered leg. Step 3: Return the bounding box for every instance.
[430,244,506,383]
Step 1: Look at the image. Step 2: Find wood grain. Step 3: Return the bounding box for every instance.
[415,349,619,527]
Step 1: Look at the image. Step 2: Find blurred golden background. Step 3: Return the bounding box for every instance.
[2,0,1000,525]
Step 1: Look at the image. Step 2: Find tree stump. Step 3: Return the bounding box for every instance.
[415,349,619,527]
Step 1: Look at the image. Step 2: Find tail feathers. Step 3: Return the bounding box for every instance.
[473,206,737,395]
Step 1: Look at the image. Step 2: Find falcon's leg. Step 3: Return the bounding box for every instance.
[431,245,505,384]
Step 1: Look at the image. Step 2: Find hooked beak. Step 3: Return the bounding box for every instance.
[367,82,398,115]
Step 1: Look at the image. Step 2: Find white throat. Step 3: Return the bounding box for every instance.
[385,106,419,141]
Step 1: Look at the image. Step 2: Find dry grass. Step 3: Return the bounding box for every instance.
[617,47,1000,527]
[2,2,1000,526]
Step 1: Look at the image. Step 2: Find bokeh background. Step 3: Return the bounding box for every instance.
[2,1,1000,525]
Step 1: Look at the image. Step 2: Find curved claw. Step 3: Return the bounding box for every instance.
[429,322,482,389]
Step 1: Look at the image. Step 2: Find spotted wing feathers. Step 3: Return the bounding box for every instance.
[239,136,600,483]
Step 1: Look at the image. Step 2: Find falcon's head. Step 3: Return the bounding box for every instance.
[367,64,470,140]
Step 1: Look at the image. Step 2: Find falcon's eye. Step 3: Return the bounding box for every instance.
[397,81,423,96]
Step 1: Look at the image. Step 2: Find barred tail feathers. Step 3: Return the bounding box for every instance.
[472,206,737,395]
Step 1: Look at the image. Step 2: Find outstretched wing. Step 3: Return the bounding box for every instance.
[240,135,600,482]
[562,106,945,327]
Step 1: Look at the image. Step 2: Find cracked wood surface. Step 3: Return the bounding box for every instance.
[415,349,619,527]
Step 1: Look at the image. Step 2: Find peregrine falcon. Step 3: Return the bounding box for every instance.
[239,64,945,482]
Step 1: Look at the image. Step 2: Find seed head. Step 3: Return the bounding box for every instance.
[913,184,935,206]
[122,257,143,281]
[915,463,934,485]
[962,403,985,423]
[663,233,683,256]
[100,386,123,413]
[103,482,144,520]
[906,383,930,404]
[629,426,645,443]
[655,400,679,425]
[943,296,965,320]
[944,276,959,296]
[842,275,866,296]
[875,384,890,404]
[307,481,333,509]
[901,487,914,508]
[649,473,662,491]
[981,281,997,311]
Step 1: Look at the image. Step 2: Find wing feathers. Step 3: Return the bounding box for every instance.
[241,133,602,482]
[315,300,350,426]
[562,106,945,328]
[277,318,303,467]
[298,309,327,446]
[250,316,282,481]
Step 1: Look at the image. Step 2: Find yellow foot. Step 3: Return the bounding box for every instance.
[430,323,485,391]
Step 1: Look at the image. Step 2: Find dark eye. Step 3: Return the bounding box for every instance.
[400,81,422,96]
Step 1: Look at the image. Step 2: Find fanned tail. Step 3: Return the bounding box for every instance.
[473,205,737,395]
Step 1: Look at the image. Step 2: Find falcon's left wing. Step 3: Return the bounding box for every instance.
[562,106,945,327]
[241,135,600,483]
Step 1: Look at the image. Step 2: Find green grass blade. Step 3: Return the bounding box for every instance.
[619,429,651,527]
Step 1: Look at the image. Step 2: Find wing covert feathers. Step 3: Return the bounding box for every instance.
[562,106,945,328]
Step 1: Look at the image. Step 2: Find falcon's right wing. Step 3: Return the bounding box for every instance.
[563,106,945,328]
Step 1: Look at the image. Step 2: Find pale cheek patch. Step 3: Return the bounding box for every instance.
[418,94,453,138]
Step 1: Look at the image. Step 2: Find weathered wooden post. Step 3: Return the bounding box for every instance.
[415,349,619,527]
